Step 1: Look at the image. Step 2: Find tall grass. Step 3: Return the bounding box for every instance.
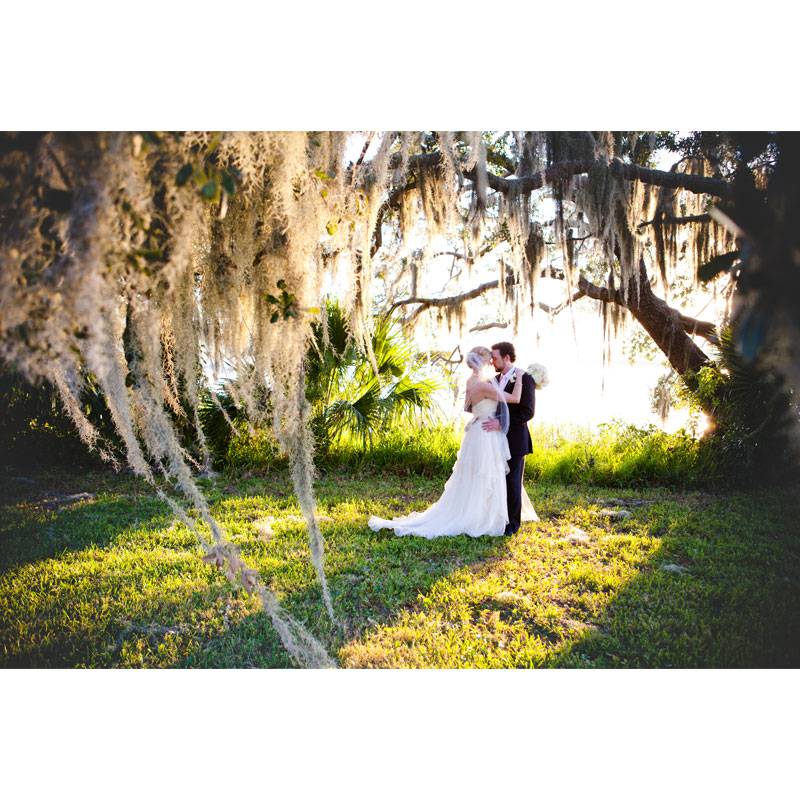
[524,422,716,488]
[323,423,461,477]
[224,418,723,488]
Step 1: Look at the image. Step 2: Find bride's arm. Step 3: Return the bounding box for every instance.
[503,368,524,404]
[463,378,473,412]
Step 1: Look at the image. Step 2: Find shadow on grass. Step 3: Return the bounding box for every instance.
[543,517,800,669]
[1,472,514,668]
[0,494,174,574]
[1,529,512,669]
[8,469,798,669]
[336,487,800,668]
[2,583,233,668]
[177,526,514,668]
[171,473,518,666]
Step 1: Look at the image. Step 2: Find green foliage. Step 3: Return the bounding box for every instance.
[200,303,443,471]
[322,424,460,477]
[224,419,287,474]
[525,422,715,488]
[174,132,240,205]
[316,419,711,488]
[678,327,798,484]
[222,416,725,489]
[196,386,244,468]
[264,278,299,323]
[305,302,441,452]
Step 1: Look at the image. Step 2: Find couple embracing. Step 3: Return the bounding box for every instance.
[368,341,539,539]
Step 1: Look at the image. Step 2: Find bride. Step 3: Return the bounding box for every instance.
[368,346,538,538]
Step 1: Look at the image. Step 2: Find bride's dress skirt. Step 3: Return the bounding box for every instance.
[368,400,539,539]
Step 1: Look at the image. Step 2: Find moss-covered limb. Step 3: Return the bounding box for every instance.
[575,264,720,347]
[371,178,417,257]
[578,260,712,377]
[537,289,586,316]
[638,213,712,229]
[607,158,732,200]
[388,278,500,316]
[388,256,715,372]
[381,151,731,218]
[374,137,734,367]
[675,311,720,346]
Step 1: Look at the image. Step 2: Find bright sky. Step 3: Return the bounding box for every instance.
[415,278,694,432]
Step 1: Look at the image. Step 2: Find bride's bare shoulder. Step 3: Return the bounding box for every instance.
[471,379,497,399]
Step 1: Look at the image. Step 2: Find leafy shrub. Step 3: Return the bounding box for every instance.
[678,328,799,486]
[223,419,288,474]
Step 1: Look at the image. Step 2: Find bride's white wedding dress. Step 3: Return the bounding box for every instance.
[368,398,539,539]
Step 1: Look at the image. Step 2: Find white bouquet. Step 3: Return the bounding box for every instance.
[525,362,550,388]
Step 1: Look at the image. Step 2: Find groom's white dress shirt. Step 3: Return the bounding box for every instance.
[497,367,518,393]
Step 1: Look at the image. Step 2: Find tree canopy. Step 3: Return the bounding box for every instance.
[1,130,797,664]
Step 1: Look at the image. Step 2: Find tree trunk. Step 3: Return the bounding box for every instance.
[578,259,712,394]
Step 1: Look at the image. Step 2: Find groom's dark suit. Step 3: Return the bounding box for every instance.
[496,369,535,535]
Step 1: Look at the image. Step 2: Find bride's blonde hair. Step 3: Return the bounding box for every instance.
[466,346,492,371]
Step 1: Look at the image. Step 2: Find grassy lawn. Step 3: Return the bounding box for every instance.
[1,467,798,668]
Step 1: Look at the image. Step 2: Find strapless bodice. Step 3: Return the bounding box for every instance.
[472,398,498,420]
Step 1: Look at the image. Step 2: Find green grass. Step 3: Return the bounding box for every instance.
[2,466,798,668]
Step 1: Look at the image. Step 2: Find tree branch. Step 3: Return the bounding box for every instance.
[372,150,732,257]
[577,275,625,305]
[469,321,509,332]
[388,278,499,316]
[46,145,73,191]
[372,180,414,257]
[607,159,731,200]
[390,152,733,200]
[675,312,720,346]
[638,213,711,230]
[431,242,498,264]
[538,289,587,316]
[393,275,587,327]
[577,272,719,345]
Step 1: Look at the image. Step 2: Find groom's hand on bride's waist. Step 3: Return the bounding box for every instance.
[481,418,501,432]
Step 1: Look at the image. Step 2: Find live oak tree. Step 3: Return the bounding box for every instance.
[371,133,739,385]
[374,130,798,474]
[1,131,796,664]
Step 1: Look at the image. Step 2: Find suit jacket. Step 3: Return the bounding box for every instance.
[496,370,535,457]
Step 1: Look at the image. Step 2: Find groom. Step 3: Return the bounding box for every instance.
[482,341,535,536]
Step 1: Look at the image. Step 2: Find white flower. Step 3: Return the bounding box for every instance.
[525,362,550,388]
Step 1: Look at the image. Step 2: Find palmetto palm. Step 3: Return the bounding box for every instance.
[306,302,441,450]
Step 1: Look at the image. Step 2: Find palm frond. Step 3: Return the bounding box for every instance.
[324,380,383,447]
[197,386,243,465]
[306,302,444,449]
[381,376,442,427]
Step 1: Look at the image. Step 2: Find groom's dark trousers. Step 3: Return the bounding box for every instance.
[498,370,536,535]
[505,455,526,534]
